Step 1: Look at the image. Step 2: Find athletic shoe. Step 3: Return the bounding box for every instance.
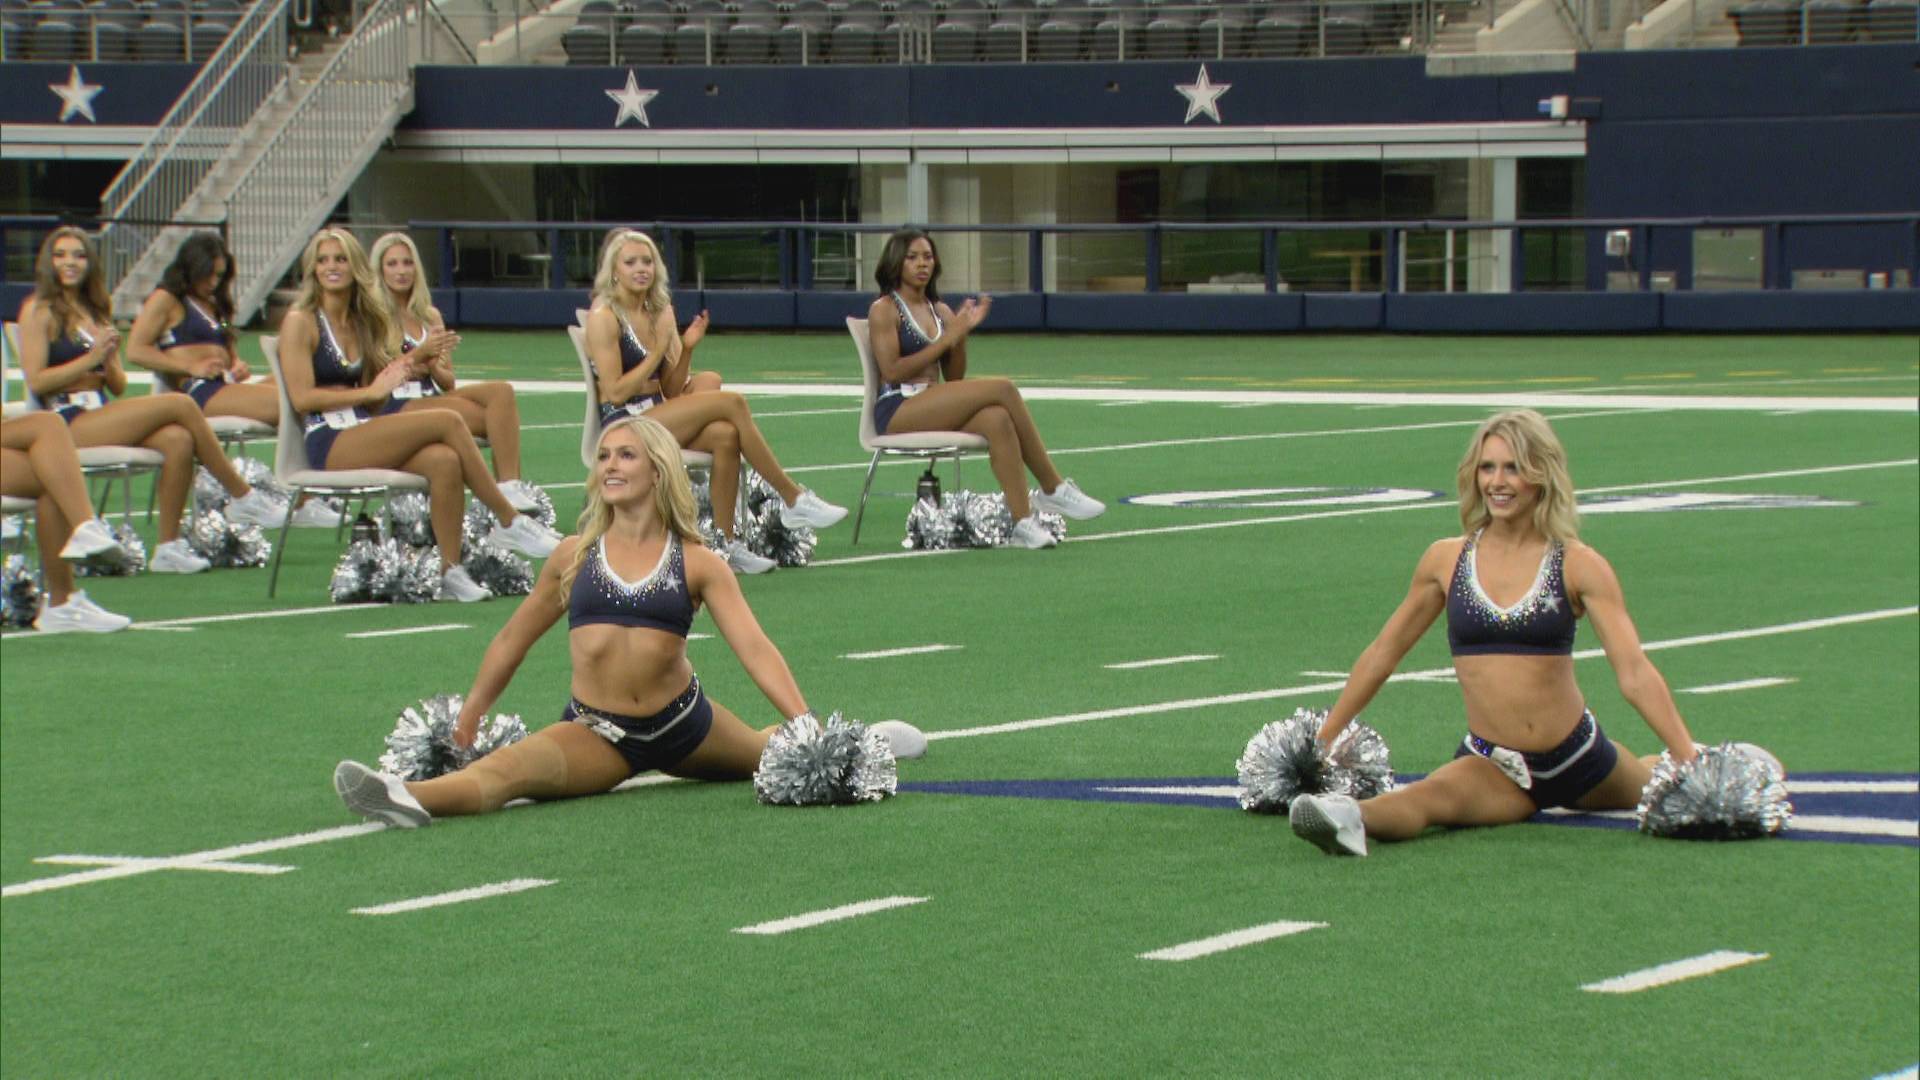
[488,514,563,559]
[779,488,848,530]
[226,488,291,528]
[1032,478,1105,521]
[869,720,928,760]
[440,564,492,603]
[1289,793,1368,857]
[724,540,775,575]
[58,518,124,561]
[1730,741,1786,782]
[33,594,132,633]
[1008,516,1057,550]
[290,499,343,528]
[149,539,212,574]
[333,760,430,828]
[499,479,542,513]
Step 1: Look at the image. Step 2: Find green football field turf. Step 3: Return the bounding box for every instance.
[2,331,1916,1076]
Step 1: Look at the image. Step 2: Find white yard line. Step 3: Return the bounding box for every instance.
[841,643,963,660]
[344,623,470,640]
[36,855,294,875]
[733,896,928,935]
[1139,920,1328,961]
[1790,780,1917,794]
[351,878,556,916]
[1679,677,1796,695]
[2,823,384,898]
[1581,950,1768,994]
[1105,654,1220,670]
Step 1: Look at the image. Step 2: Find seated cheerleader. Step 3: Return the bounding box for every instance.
[19,226,290,575]
[124,232,342,531]
[368,231,540,514]
[866,229,1104,550]
[1288,410,1774,857]
[278,229,563,602]
[584,230,846,575]
[591,226,719,396]
[1,412,131,632]
[332,416,925,826]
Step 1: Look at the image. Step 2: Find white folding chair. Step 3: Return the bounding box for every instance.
[260,334,427,597]
[2,318,27,419]
[6,320,165,525]
[566,323,724,489]
[845,316,986,544]
[150,369,275,455]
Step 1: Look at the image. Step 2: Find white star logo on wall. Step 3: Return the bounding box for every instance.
[1175,64,1230,125]
[50,65,104,124]
[606,70,660,128]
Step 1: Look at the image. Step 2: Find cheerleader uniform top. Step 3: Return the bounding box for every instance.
[1445,530,1577,657]
[40,324,108,420]
[157,296,227,350]
[568,533,695,637]
[390,324,441,401]
[882,291,941,398]
[301,312,369,428]
[600,308,664,420]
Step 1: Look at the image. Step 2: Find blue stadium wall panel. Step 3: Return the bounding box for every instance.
[794,291,1046,330]
[1384,292,1663,333]
[1046,292,1304,332]
[1303,294,1386,330]
[1661,290,1920,331]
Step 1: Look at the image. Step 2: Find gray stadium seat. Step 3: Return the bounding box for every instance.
[134,18,183,58]
[561,22,614,62]
[1033,16,1083,57]
[617,21,668,60]
[1865,0,1917,37]
[722,20,773,60]
[981,16,1026,58]
[931,19,979,58]
[29,16,83,57]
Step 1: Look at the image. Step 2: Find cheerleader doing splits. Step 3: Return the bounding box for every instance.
[19,227,290,575]
[332,416,925,826]
[584,230,846,576]
[368,231,541,514]
[866,229,1104,550]
[277,229,562,602]
[1289,410,1780,857]
[1,413,131,632]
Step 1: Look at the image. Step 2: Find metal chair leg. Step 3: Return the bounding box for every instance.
[852,450,882,545]
[267,483,304,597]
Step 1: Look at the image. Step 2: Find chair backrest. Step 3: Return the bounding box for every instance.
[567,324,603,468]
[575,307,593,328]
[259,334,314,481]
[1,321,15,406]
[5,320,48,411]
[845,316,882,449]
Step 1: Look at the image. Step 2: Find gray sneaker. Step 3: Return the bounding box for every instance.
[149,539,211,574]
[488,513,563,559]
[226,488,291,528]
[33,594,132,633]
[779,488,848,530]
[1032,478,1105,521]
[1289,793,1368,857]
[333,760,430,828]
[1008,516,1057,550]
[724,540,775,575]
[58,518,123,560]
[440,564,492,603]
[869,720,928,760]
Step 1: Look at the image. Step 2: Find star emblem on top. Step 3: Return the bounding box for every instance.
[1175,64,1230,125]
[605,70,659,129]
[50,65,104,124]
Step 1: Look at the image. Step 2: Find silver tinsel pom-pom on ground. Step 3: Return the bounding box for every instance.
[186,508,270,568]
[753,712,898,806]
[376,694,530,781]
[901,490,1066,550]
[1,553,40,628]
[741,469,816,567]
[386,492,435,548]
[1637,743,1791,839]
[330,538,441,603]
[1236,707,1396,813]
[76,524,147,577]
[462,541,534,597]
[463,485,558,538]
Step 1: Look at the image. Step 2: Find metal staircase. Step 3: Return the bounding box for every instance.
[101,0,414,325]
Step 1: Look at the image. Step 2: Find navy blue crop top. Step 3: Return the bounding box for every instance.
[568,534,694,637]
[44,324,95,368]
[1445,531,1577,657]
[309,311,363,388]
[880,292,942,397]
[158,296,227,350]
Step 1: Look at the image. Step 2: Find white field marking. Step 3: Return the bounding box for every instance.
[927,606,1917,742]
[753,406,863,418]
[1789,779,1917,794]
[1097,400,1156,408]
[1869,1066,1918,1080]
[351,878,556,916]
[3,822,384,898]
[690,632,713,641]
[36,855,294,875]
[1302,669,1456,684]
[518,421,580,430]
[733,895,929,935]
[841,643,963,660]
[1784,815,1918,839]
[1767,410,1811,417]
[1102,784,1240,799]
[1679,677,1797,695]
[1139,920,1328,961]
[128,626,197,633]
[344,623,469,640]
[1581,950,1768,994]
[1105,654,1220,670]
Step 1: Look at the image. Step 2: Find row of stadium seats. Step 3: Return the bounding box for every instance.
[1729,0,1917,43]
[2,0,242,60]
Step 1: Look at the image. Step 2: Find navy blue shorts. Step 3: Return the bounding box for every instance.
[564,677,714,777]
[303,424,343,469]
[46,392,103,424]
[1453,710,1620,810]
[599,395,663,430]
[872,392,906,435]
[179,376,230,409]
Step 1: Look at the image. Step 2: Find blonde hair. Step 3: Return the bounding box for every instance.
[592,229,671,315]
[33,226,111,340]
[369,231,436,330]
[1456,409,1580,542]
[559,416,704,603]
[291,229,398,373]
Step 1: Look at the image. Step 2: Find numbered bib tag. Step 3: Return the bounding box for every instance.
[899,382,929,399]
[624,398,656,417]
[322,408,363,431]
[392,381,426,400]
[63,390,105,412]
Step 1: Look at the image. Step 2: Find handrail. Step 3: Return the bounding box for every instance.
[422,0,481,63]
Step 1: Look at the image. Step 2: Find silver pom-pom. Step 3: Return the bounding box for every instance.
[902,490,1066,550]
[376,693,529,781]
[740,469,816,567]
[193,458,287,516]
[463,485,557,541]
[192,466,230,515]
[461,541,534,597]
[1236,707,1396,813]
[753,712,898,806]
[330,538,379,602]
[902,493,960,550]
[1,553,40,628]
[1637,743,1791,839]
[386,492,435,548]
[76,523,147,577]
[185,508,270,568]
[331,538,440,603]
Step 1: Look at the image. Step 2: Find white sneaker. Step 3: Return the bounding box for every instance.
[226,487,291,528]
[1008,516,1057,550]
[1289,793,1368,857]
[33,594,132,633]
[499,479,542,513]
[333,760,430,828]
[1730,742,1786,782]
[58,518,124,560]
[724,540,775,575]
[290,499,343,528]
[150,539,212,574]
[1032,478,1105,521]
[779,488,848,530]
[488,513,563,559]
[440,564,492,603]
[869,720,928,760]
